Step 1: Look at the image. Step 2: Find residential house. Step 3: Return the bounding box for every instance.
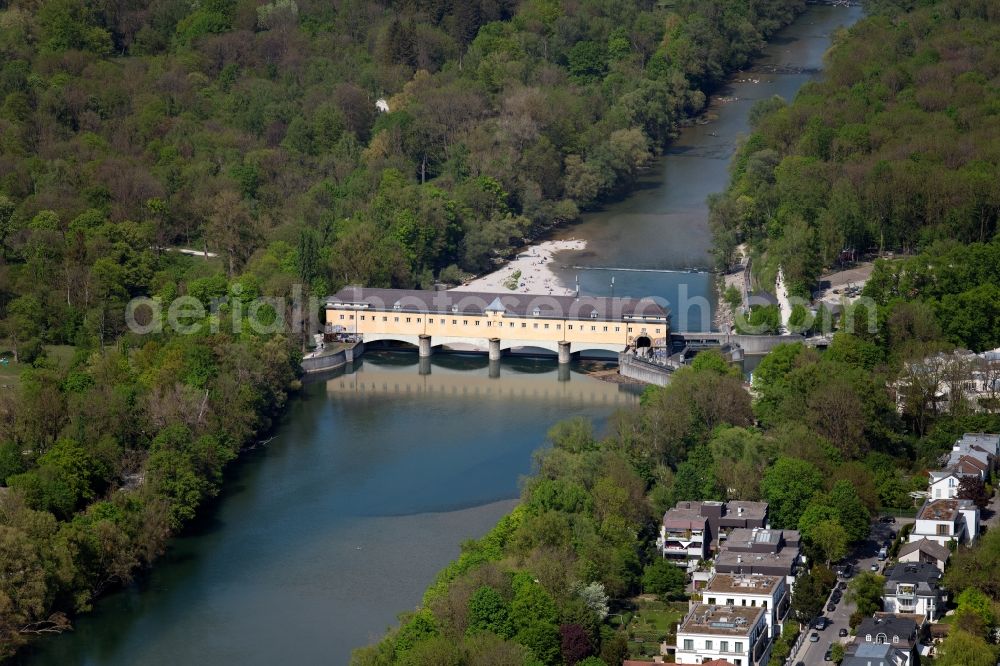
[909,499,979,546]
[714,528,802,588]
[841,643,911,666]
[897,539,950,571]
[848,615,919,666]
[673,604,771,666]
[702,574,789,638]
[657,500,769,567]
[658,504,710,567]
[882,563,945,621]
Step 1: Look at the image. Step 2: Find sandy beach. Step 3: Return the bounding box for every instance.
[450,239,586,296]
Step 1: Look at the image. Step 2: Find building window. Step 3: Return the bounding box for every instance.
[556,324,561,330]
[533,323,538,329]
[876,633,887,644]
[406,317,411,323]
[937,524,949,536]
[734,641,742,653]
[603,326,608,332]
[339,315,345,320]
[463,320,468,326]
[683,639,693,650]
[416,318,421,323]
[394,317,399,322]
[615,326,620,332]
[568,325,573,330]
[591,326,596,331]
[762,601,767,608]
[428,318,433,324]
[382,316,387,322]
[707,597,716,605]
[726,599,734,606]
[486,321,491,327]
[741,599,747,606]
[544,324,549,329]
[452,319,457,325]
[892,636,899,643]
[704,640,712,650]
[349,315,354,320]
[655,328,661,333]
[509,322,514,327]
[475,320,480,326]
[720,641,728,653]
[865,635,872,642]
[522,323,526,328]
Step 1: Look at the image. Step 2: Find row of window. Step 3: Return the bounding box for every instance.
[705,597,768,609]
[681,639,744,653]
[335,313,661,334]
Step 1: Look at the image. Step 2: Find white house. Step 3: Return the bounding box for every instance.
[702,574,789,638]
[910,499,979,546]
[928,470,963,500]
[897,538,950,571]
[673,604,771,666]
[882,562,945,621]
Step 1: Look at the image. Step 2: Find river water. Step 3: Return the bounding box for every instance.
[21,4,862,665]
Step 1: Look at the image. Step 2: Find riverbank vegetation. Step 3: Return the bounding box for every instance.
[709,0,999,302]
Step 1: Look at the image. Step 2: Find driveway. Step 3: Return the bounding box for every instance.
[788,518,911,665]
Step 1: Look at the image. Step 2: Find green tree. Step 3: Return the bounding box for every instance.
[847,572,884,620]
[466,586,513,638]
[760,457,823,529]
[642,559,686,600]
[809,519,849,566]
[934,629,998,666]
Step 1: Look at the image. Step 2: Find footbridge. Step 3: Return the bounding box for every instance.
[325,287,670,363]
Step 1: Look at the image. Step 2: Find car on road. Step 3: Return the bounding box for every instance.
[825,648,833,661]
[870,563,880,571]
[827,602,837,612]
[810,632,820,642]
[832,591,843,603]
[839,627,849,637]
[879,515,896,523]
[837,581,847,591]
[814,617,829,630]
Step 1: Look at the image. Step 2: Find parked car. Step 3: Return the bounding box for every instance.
[839,628,849,637]
[825,648,833,661]
[880,515,896,523]
[832,591,843,603]
[827,602,837,612]
[871,562,880,572]
[810,632,820,642]
[878,547,888,561]
[814,617,829,630]
[837,581,847,591]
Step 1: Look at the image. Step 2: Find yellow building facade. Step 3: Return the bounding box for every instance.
[325,287,669,359]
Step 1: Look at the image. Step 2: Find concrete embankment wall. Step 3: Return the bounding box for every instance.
[618,353,673,387]
[301,342,365,373]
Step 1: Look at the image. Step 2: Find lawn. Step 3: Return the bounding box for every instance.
[0,343,77,389]
[615,599,688,661]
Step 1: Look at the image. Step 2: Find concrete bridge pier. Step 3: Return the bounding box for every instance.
[488,358,501,379]
[418,334,433,358]
[558,341,571,365]
[418,356,432,376]
[488,338,501,361]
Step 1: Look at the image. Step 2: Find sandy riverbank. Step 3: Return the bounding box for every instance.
[450,239,585,296]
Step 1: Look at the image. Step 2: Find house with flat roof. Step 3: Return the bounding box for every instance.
[714,528,801,587]
[897,539,950,571]
[672,604,771,666]
[702,574,788,638]
[910,499,979,546]
[882,563,945,621]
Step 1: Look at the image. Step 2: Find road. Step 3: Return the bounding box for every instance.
[789,517,913,665]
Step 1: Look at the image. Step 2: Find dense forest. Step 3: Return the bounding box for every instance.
[710,0,1000,300]
[0,0,817,659]
[354,1,1000,664]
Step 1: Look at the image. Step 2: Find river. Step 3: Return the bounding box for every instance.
[20,4,862,664]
